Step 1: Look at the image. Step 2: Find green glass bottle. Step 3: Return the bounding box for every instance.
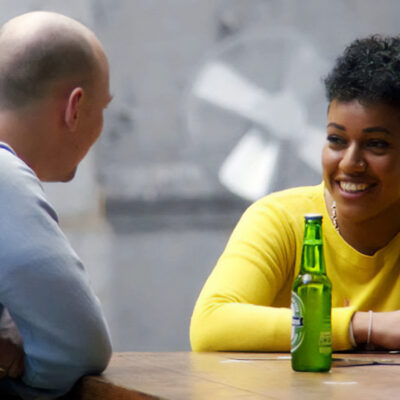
[291,214,332,372]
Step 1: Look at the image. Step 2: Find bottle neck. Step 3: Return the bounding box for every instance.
[300,219,326,274]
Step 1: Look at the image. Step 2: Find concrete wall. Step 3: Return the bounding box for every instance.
[2,1,400,350]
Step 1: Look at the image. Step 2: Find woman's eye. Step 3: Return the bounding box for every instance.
[366,139,389,150]
[326,134,345,146]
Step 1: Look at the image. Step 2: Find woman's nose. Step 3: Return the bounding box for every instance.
[339,146,367,173]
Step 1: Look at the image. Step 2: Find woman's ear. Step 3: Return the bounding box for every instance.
[64,87,84,131]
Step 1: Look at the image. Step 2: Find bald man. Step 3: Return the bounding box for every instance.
[0,11,112,399]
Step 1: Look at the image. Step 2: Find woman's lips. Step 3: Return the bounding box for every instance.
[339,181,369,193]
[334,180,377,200]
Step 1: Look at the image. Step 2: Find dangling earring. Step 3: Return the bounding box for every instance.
[331,201,339,232]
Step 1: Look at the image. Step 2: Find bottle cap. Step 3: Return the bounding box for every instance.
[304,213,322,220]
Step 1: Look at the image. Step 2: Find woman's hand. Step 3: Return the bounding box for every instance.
[352,311,400,349]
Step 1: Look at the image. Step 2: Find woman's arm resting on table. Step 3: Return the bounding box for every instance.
[190,198,355,352]
[352,311,400,349]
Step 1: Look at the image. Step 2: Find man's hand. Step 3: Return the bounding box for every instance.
[0,308,24,378]
[0,337,24,378]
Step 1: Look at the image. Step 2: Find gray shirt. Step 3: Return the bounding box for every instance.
[0,143,112,399]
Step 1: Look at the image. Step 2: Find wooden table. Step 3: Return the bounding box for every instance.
[65,351,400,399]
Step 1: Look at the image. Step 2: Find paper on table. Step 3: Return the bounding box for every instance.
[226,354,400,367]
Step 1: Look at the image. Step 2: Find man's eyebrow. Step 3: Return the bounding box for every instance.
[327,122,345,130]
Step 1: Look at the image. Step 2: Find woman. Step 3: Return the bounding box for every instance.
[190,35,400,352]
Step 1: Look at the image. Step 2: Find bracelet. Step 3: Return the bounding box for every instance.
[367,310,373,348]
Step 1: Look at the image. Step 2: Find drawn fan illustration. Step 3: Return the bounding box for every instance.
[185,30,330,201]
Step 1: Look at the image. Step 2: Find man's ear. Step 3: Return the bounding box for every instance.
[64,87,84,131]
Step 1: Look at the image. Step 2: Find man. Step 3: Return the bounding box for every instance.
[0,11,112,399]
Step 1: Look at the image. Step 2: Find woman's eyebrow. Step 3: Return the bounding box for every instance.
[327,123,392,135]
[362,126,391,135]
[327,122,345,130]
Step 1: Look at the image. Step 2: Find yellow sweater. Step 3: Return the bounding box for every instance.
[190,183,400,351]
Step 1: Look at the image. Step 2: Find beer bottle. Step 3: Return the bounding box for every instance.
[291,214,332,372]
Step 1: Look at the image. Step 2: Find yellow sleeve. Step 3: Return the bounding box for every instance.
[332,307,355,350]
[190,200,297,351]
[190,197,356,352]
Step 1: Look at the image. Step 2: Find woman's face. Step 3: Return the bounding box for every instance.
[322,99,400,224]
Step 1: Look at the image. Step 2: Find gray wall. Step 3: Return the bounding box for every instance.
[2,1,400,351]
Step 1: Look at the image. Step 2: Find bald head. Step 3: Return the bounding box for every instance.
[0,11,104,109]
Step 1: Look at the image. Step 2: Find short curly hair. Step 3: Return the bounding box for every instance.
[324,35,400,106]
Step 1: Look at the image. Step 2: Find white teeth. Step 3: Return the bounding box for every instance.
[340,182,369,192]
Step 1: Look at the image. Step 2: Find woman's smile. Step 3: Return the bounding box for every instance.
[338,181,370,193]
[335,179,377,197]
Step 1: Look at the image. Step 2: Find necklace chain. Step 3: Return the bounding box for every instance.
[331,201,339,232]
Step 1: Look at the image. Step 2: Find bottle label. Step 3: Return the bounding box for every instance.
[291,291,304,352]
[319,331,332,354]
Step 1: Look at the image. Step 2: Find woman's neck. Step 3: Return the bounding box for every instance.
[325,190,400,256]
[338,219,400,255]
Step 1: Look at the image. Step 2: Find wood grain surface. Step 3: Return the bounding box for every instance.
[63,351,400,399]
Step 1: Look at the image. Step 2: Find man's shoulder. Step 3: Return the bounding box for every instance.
[0,146,38,181]
[0,147,44,202]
